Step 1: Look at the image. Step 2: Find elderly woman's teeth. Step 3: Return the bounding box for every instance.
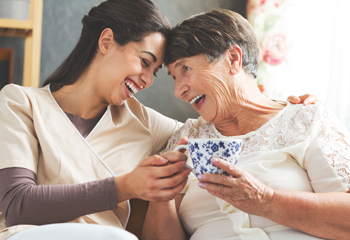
[190,94,204,105]
[125,80,138,95]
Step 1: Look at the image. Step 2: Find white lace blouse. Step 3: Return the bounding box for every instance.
[163,103,350,240]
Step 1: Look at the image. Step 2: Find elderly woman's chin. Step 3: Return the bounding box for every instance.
[195,102,221,124]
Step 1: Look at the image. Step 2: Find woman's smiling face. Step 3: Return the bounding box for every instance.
[97,31,166,106]
[167,53,234,123]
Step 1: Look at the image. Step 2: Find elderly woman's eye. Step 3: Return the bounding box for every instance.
[184,66,190,71]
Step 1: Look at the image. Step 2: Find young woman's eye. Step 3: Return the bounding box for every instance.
[142,58,150,68]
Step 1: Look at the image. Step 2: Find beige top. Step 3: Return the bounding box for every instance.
[0,84,181,239]
[164,103,350,240]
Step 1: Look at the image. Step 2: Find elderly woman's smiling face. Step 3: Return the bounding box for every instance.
[168,53,234,123]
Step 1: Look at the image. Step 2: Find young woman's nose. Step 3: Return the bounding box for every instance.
[141,71,154,89]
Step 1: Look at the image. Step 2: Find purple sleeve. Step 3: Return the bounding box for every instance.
[0,167,119,226]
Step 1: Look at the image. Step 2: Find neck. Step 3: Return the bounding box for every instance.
[213,77,285,136]
[214,100,285,136]
[51,68,107,119]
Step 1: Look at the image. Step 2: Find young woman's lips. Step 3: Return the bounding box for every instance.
[124,82,132,98]
[124,78,139,98]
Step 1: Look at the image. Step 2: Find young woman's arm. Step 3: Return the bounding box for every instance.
[0,167,118,226]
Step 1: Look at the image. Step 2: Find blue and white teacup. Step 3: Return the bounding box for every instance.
[174,138,242,177]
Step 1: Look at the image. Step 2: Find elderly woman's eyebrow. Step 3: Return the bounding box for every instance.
[167,71,176,80]
[142,51,157,62]
[167,60,186,78]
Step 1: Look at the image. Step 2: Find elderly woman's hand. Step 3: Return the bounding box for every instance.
[197,158,275,216]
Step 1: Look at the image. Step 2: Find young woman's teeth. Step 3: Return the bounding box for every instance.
[190,94,204,105]
[125,80,138,96]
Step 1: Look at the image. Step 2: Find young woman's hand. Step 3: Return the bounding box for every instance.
[115,148,190,202]
[287,94,321,105]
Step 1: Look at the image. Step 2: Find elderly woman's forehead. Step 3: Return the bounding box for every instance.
[174,54,208,64]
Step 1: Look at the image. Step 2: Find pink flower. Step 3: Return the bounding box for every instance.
[262,34,288,65]
[274,0,282,7]
[246,0,265,17]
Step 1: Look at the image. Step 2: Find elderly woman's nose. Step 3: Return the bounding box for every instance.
[174,81,189,99]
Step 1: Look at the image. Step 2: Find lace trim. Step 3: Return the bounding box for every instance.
[164,104,350,189]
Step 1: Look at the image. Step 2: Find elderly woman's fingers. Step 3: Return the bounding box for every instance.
[177,136,189,146]
[198,172,236,187]
[197,158,275,215]
[211,158,244,178]
[198,180,229,198]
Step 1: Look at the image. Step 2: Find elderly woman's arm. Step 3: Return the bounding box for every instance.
[198,159,350,240]
[141,150,189,240]
[142,195,187,240]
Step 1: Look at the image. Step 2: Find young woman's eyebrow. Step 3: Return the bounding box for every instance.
[142,51,157,63]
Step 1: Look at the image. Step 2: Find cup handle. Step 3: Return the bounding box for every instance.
[173,145,195,175]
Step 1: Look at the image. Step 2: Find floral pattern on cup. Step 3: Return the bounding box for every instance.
[174,139,242,177]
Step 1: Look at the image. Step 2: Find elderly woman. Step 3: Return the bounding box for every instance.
[142,9,350,240]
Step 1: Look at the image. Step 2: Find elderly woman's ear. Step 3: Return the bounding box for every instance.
[227,45,242,75]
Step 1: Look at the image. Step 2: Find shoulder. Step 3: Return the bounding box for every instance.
[110,97,149,125]
[1,84,26,99]
[175,116,206,136]
[162,116,208,152]
[0,84,49,110]
[285,103,337,121]
[1,84,49,101]
[281,103,324,123]
[284,103,348,135]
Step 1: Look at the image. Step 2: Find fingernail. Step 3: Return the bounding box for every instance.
[304,100,309,105]
[160,157,168,163]
[212,158,219,163]
[197,174,204,180]
[198,182,205,187]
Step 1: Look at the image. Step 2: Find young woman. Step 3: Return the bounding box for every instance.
[0,1,189,239]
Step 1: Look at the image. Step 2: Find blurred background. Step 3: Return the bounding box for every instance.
[0,0,349,129]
